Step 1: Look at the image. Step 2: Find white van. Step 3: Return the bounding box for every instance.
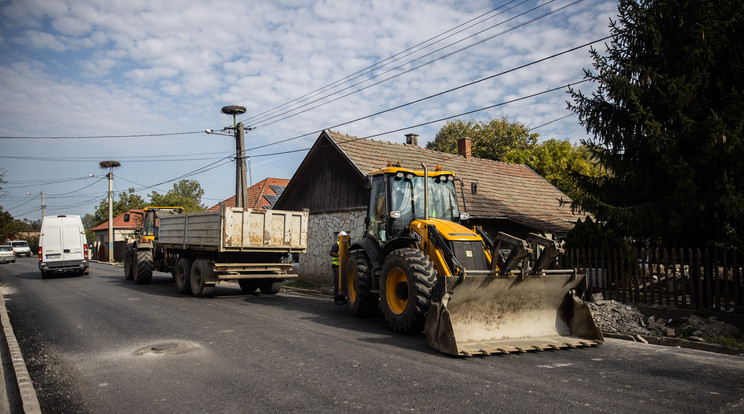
[39,215,89,277]
[7,240,32,257]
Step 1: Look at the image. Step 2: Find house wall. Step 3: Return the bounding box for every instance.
[297,209,366,284]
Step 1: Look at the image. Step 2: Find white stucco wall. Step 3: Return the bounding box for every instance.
[297,209,366,284]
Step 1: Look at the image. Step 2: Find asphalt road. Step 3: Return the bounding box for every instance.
[0,258,743,413]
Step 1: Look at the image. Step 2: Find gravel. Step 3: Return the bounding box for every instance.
[588,299,741,343]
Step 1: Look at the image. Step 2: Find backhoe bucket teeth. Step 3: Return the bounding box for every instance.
[424,271,603,356]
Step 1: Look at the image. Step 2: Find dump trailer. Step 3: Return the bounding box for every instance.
[338,163,603,356]
[124,205,308,297]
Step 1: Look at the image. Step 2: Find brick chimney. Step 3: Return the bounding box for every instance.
[405,133,419,146]
[457,137,472,159]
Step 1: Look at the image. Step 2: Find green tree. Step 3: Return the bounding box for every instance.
[93,188,146,226]
[503,139,604,202]
[427,117,538,161]
[568,0,744,249]
[149,180,205,213]
[0,208,25,242]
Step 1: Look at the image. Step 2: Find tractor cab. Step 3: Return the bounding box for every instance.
[366,164,467,243]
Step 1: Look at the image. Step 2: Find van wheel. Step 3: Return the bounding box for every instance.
[175,257,193,294]
[40,270,49,279]
[134,249,153,284]
[190,259,215,298]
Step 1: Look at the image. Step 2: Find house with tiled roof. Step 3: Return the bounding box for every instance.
[91,209,144,261]
[274,130,583,283]
[207,177,289,211]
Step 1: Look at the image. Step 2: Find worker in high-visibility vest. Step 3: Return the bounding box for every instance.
[329,231,348,304]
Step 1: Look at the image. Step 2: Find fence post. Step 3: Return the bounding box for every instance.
[734,251,741,312]
[670,248,678,308]
[723,250,730,312]
[633,248,640,304]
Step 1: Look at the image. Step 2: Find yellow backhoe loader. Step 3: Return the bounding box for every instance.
[338,163,603,356]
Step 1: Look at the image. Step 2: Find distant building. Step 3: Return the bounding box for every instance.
[90,209,143,261]
[274,130,583,284]
[207,177,289,210]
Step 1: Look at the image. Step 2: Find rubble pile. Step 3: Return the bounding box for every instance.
[587,299,741,341]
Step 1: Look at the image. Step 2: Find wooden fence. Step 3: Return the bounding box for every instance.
[561,248,744,313]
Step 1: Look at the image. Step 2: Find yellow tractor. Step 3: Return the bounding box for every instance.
[338,163,603,356]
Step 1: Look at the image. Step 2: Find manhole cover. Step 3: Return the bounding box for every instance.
[133,341,199,356]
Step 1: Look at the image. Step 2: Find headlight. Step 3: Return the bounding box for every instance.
[460,212,470,221]
[396,172,404,178]
[390,210,402,219]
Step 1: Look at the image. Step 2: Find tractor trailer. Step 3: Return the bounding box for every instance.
[123,204,308,297]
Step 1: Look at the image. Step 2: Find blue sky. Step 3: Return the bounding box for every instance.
[0,0,618,221]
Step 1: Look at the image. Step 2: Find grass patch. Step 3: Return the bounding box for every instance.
[705,334,744,350]
[284,280,329,291]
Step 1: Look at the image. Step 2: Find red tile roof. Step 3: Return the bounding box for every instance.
[207,178,289,211]
[91,209,144,231]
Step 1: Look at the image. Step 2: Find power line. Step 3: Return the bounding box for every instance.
[248,79,590,159]
[244,36,607,153]
[242,0,527,125]
[0,131,203,140]
[248,0,573,129]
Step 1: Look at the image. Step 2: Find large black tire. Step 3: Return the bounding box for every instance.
[259,280,282,295]
[175,257,193,294]
[238,279,259,294]
[134,249,154,284]
[379,248,436,334]
[347,251,379,317]
[124,250,134,280]
[190,258,215,298]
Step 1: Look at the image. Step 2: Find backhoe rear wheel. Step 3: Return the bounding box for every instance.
[134,249,153,284]
[380,248,436,333]
[347,251,379,317]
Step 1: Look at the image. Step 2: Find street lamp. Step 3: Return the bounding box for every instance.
[207,105,250,209]
[99,161,121,262]
[26,191,45,218]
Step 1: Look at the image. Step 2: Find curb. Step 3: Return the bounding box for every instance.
[0,293,42,414]
[603,333,744,356]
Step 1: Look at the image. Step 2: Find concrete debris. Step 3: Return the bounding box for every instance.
[587,299,741,341]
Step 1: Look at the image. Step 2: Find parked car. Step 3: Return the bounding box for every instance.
[7,240,32,257]
[39,215,89,277]
[0,245,15,264]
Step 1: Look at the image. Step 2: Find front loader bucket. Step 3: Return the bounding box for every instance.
[424,271,603,356]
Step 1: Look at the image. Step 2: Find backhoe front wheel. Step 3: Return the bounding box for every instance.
[347,251,379,317]
[380,248,436,333]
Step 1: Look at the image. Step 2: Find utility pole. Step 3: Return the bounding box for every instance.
[99,161,121,262]
[221,105,249,208]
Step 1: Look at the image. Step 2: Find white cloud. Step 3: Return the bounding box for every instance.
[0,0,619,220]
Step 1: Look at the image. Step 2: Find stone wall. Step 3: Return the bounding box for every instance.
[297,209,366,284]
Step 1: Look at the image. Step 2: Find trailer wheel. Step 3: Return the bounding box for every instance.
[124,250,134,280]
[175,257,193,294]
[190,259,215,297]
[238,279,258,294]
[134,249,153,284]
[380,248,436,334]
[347,251,379,317]
[259,280,282,295]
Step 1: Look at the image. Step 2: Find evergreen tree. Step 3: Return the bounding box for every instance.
[568,0,744,248]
